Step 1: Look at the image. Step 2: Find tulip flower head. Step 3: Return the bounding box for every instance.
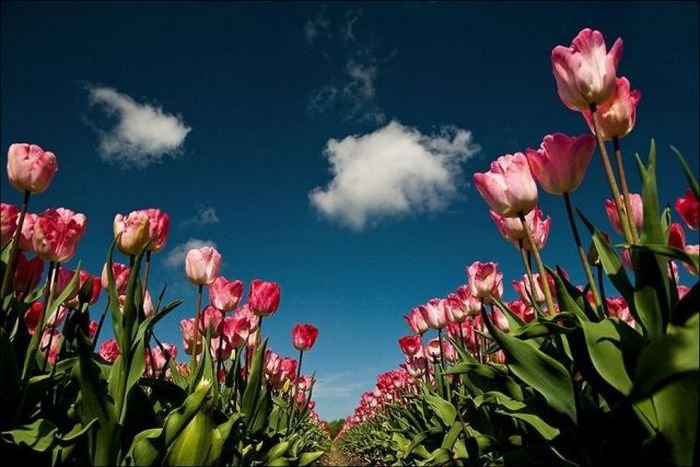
[292,323,319,351]
[7,143,58,193]
[99,339,121,363]
[33,208,87,263]
[248,279,281,317]
[526,133,596,195]
[113,211,150,256]
[467,261,503,303]
[209,277,244,312]
[185,246,222,286]
[675,189,699,230]
[398,335,422,357]
[14,253,44,293]
[582,77,641,140]
[404,307,429,334]
[199,305,223,337]
[140,208,170,252]
[17,213,38,252]
[605,193,643,235]
[473,153,538,218]
[551,28,623,111]
[101,262,130,295]
[418,298,447,330]
[1,203,19,244]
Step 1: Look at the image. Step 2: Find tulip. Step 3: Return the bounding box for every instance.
[493,350,507,364]
[234,304,260,332]
[455,285,482,316]
[7,143,58,193]
[199,305,223,337]
[143,290,154,318]
[678,285,690,300]
[605,193,643,235]
[32,208,87,263]
[512,273,551,305]
[1,203,19,244]
[222,314,250,349]
[444,293,468,323]
[473,153,538,217]
[292,323,319,351]
[23,301,43,335]
[209,277,244,312]
[491,308,510,333]
[526,133,596,195]
[40,329,62,366]
[551,28,623,111]
[248,279,281,316]
[57,269,100,308]
[402,356,428,378]
[398,335,422,357]
[185,246,222,286]
[180,318,202,355]
[668,223,699,275]
[14,253,44,293]
[140,208,170,252]
[54,268,81,304]
[275,357,298,387]
[606,297,635,326]
[88,320,98,341]
[507,299,535,323]
[146,343,177,375]
[404,307,429,334]
[467,261,503,302]
[113,211,150,256]
[297,375,315,392]
[99,339,121,363]
[418,298,447,330]
[675,189,699,230]
[101,262,130,294]
[17,212,38,252]
[582,77,641,140]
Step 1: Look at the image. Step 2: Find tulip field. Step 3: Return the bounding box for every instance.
[1,24,699,467]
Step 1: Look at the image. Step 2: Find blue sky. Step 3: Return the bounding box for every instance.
[1,1,698,420]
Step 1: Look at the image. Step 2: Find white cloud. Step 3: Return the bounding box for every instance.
[304,8,329,44]
[164,238,218,268]
[309,121,480,230]
[180,205,220,228]
[344,60,376,101]
[86,85,191,169]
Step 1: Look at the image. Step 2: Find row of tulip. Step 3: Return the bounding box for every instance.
[337,28,699,466]
[0,148,329,464]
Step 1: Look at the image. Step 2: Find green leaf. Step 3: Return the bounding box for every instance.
[423,392,456,426]
[670,145,700,198]
[241,338,268,423]
[672,281,700,326]
[481,308,577,422]
[298,451,325,466]
[440,423,463,449]
[265,441,290,461]
[651,372,698,465]
[494,409,559,441]
[1,419,57,452]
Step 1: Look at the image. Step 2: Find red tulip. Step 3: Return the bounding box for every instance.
[605,193,643,235]
[668,223,699,275]
[7,143,58,193]
[99,339,121,363]
[57,268,100,308]
[526,133,596,195]
[209,277,244,312]
[1,203,19,244]
[582,77,641,140]
[248,279,281,317]
[466,261,503,302]
[292,323,319,351]
[551,28,623,111]
[101,262,130,294]
[473,153,538,218]
[222,314,250,349]
[398,335,422,357]
[113,211,150,256]
[606,297,635,326]
[675,189,699,230]
[33,208,87,263]
[185,246,222,286]
[234,304,259,332]
[507,299,535,323]
[14,253,44,292]
[17,212,38,252]
[418,298,447,330]
[140,208,170,252]
[23,301,43,335]
[404,307,429,334]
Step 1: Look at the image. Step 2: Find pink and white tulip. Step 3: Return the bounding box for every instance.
[209,277,244,312]
[583,77,641,140]
[526,133,596,195]
[113,211,150,256]
[7,143,58,193]
[604,193,643,235]
[33,208,87,263]
[473,153,538,218]
[185,246,222,286]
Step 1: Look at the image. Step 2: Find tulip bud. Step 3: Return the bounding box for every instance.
[199,305,223,337]
[292,323,319,351]
[467,261,503,302]
[184,246,222,286]
[403,307,429,334]
[101,262,130,294]
[7,143,58,193]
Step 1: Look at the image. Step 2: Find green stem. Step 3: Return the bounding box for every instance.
[0,190,31,303]
[519,212,556,314]
[590,104,634,244]
[190,284,203,375]
[613,136,639,243]
[563,192,603,316]
[142,251,152,293]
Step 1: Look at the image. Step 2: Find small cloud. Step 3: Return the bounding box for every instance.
[309,120,480,230]
[164,238,217,268]
[304,7,329,44]
[180,205,220,228]
[313,371,369,399]
[85,85,191,169]
[339,10,361,43]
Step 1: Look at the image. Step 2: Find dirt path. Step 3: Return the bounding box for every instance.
[319,443,363,466]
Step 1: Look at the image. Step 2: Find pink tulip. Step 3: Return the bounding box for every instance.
[99,339,121,363]
[32,208,87,263]
[1,203,19,244]
[234,304,259,332]
[605,193,643,235]
[146,343,177,375]
[185,246,222,286]
[101,262,130,295]
[113,211,150,256]
[582,77,641,140]
[180,318,202,355]
[507,299,535,323]
[276,358,298,386]
[398,335,422,357]
[222,314,250,349]
[490,208,551,251]
[512,274,545,305]
[551,28,623,111]
[292,323,319,351]
[248,279,281,316]
[297,375,315,392]
[675,189,699,230]
[668,223,699,275]
[264,349,281,377]
[40,329,62,366]
[473,153,538,218]
[209,335,233,361]
[467,261,503,302]
[57,268,100,308]
[606,297,635,326]
[17,213,38,252]
[55,268,81,304]
[88,320,98,341]
[454,285,481,316]
[209,277,244,312]
[143,290,154,318]
[493,350,507,364]
[491,308,510,333]
[23,301,43,335]
[677,285,690,300]
[199,305,223,337]
[404,307,429,334]
[526,133,595,195]
[402,356,428,378]
[418,298,447,329]
[7,143,58,193]
[445,293,468,323]
[140,208,169,252]
[14,253,44,293]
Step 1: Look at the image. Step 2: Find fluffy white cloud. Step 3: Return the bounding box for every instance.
[180,206,220,227]
[87,85,191,168]
[309,121,480,230]
[164,238,217,268]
